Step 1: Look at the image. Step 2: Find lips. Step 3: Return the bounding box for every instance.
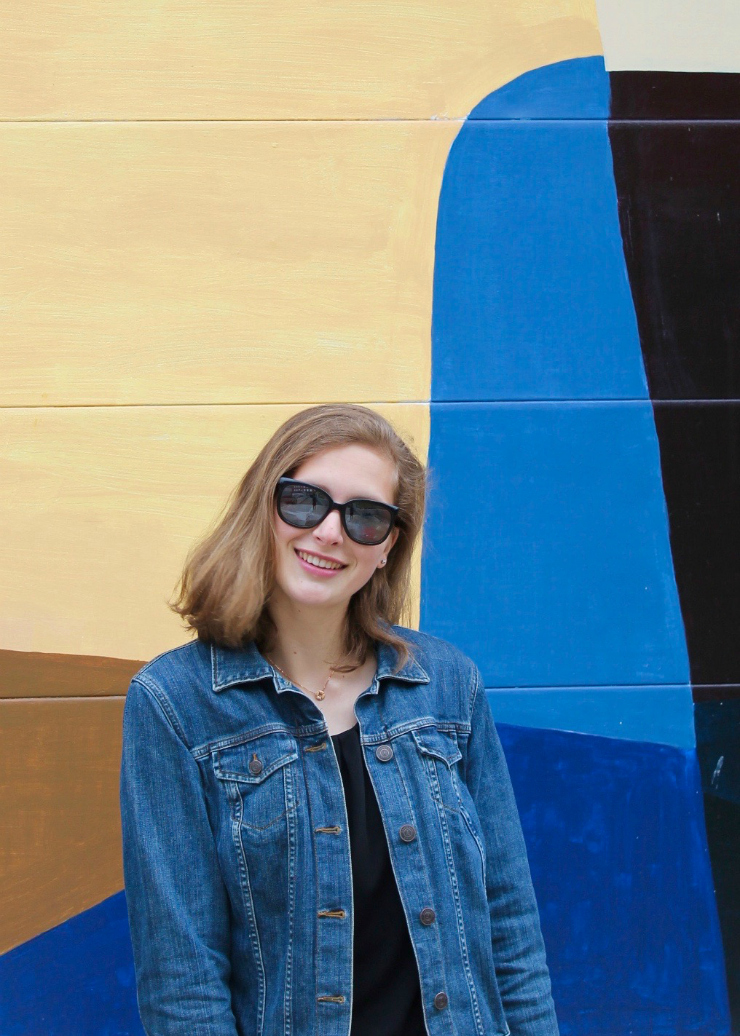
[295,549,347,572]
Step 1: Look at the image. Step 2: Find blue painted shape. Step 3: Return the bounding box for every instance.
[0,891,143,1036]
[498,723,730,1036]
[487,685,695,748]
[421,402,690,688]
[468,56,610,120]
[432,62,646,401]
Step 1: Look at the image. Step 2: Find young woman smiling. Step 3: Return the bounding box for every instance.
[120,404,559,1036]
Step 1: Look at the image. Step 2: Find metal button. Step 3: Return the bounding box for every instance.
[419,907,436,925]
[434,992,449,1010]
[375,744,393,762]
[248,754,263,775]
[399,824,417,843]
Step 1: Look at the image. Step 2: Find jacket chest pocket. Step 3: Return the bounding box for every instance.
[411,726,463,815]
[214,733,299,833]
[412,725,487,876]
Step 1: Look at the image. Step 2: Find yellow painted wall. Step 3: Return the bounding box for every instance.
[1,1,599,119]
[0,404,428,660]
[1,124,455,408]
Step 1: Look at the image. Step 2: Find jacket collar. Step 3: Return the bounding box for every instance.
[211,636,429,693]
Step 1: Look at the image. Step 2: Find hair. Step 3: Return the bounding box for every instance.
[169,404,428,672]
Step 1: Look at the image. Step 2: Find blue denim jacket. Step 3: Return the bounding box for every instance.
[120,626,559,1036]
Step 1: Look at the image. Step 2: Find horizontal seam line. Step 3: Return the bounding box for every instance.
[484,683,694,691]
[1,118,737,125]
[0,694,127,702]
[430,398,740,404]
[2,399,739,411]
[0,400,430,410]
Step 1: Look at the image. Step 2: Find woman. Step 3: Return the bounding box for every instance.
[120,403,559,1036]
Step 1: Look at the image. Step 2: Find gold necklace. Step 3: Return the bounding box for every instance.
[266,657,335,701]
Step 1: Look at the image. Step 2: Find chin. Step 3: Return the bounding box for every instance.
[284,581,343,608]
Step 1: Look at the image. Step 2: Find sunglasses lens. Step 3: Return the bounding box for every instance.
[345,501,394,545]
[278,482,330,528]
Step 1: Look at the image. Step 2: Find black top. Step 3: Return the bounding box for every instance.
[330,723,427,1036]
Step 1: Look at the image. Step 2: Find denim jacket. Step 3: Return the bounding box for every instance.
[120,626,559,1036]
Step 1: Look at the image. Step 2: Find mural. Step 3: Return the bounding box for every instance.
[424,53,736,1033]
[1,2,738,1034]
[608,67,740,1029]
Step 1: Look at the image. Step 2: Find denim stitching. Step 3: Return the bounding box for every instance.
[231,781,267,1036]
[424,751,486,1036]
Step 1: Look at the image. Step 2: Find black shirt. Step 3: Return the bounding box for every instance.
[330,723,427,1036]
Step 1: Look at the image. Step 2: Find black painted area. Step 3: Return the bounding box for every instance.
[651,403,740,686]
[694,686,740,703]
[695,700,740,807]
[609,83,740,1031]
[695,699,740,1030]
[703,793,740,1032]
[608,119,740,399]
[610,72,740,121]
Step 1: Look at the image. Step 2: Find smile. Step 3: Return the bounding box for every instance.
[295,549,347,572]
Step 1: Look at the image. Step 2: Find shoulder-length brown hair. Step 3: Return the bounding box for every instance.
[169,404,427,671]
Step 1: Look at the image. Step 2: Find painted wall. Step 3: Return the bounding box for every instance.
[1,2,738,1034]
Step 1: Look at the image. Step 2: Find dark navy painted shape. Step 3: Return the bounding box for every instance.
[499,723,730,1036]
[695,699,740,808]
[421,402,689,689]
[0,891,143,1036]
[432,61,646,401]
[468,56,610,120]
[702,791,740,1030]
[487,685,695,748]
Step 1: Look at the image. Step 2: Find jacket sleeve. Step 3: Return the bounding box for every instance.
[120,677,239,1036]
[465,665,560,1036]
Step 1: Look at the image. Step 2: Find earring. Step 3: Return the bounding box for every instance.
[379,558,387,567]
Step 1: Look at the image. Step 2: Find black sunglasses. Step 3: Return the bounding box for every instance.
[275,477,399,546]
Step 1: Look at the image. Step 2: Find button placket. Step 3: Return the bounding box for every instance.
[362,723,452,1029]
[310,730,353,1017]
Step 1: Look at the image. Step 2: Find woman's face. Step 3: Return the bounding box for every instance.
[271,443,400,614]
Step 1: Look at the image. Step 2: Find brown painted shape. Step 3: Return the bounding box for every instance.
[0,698,125,953]
[0,649,144,699]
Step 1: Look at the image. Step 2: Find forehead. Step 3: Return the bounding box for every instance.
[292,444,397,500]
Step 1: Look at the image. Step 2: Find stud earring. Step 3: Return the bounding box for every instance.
[379,558,387,567]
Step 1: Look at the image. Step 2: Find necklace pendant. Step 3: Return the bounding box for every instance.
[316,690,326,701]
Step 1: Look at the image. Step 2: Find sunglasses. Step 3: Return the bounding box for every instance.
[275,477,399,546]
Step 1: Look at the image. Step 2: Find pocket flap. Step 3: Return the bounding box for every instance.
[411,726,462,767]
[214,733,298,785]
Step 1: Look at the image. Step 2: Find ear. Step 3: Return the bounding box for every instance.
[387,527,400,553]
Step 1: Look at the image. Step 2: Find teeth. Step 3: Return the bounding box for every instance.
[297,550,344,570]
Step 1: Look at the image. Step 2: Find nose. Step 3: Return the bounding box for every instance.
[313,506,343,545]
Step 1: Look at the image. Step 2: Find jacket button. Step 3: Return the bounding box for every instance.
[399,824,416,843]
[419,907,436,925]
[434,992,449,1010]
[248,754,263,775]
[375,744,393,762]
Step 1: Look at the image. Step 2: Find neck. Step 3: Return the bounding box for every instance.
[264,593,354,680]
